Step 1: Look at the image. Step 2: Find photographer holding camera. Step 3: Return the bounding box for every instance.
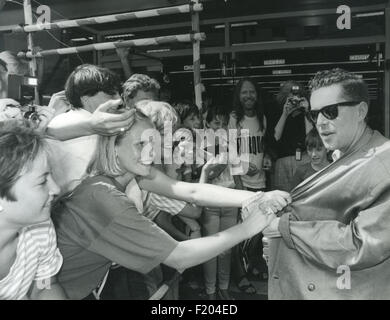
[272,81,313,192]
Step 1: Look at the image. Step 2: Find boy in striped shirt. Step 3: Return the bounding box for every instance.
[0,121,66,300]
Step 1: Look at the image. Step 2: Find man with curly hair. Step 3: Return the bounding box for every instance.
[264,68,390,299]
[122,73,160,108]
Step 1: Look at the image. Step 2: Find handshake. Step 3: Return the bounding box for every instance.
[240,190,290,240]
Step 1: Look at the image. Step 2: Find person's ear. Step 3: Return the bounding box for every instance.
[80,96,89,108]
[357,102,368,122]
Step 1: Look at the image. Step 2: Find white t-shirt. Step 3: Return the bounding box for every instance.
[228,112,266,190]
[0,220,63,300]
[46,109,98,193]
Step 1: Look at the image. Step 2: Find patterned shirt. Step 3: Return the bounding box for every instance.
[0,219,63,300]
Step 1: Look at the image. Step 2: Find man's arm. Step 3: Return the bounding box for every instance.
[28,277,68,300]
[46,100,135,141]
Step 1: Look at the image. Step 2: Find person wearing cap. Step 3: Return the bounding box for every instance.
[265,68,390,299]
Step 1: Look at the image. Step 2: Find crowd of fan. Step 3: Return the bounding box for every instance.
[0,52,328,300]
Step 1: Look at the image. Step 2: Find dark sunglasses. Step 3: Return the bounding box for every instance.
[307,101,361,123]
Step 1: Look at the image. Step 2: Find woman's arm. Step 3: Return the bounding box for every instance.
[163,193,281,270]
[138,167,257,207]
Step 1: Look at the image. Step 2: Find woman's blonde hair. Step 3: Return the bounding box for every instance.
[135,100,179,133]
[87,110,151,177]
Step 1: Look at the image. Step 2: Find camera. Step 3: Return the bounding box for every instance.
[7,74,38,105]
[7,74,41,125]
[287,85,305,117]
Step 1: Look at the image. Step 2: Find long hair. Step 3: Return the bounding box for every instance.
[232,78,264,132]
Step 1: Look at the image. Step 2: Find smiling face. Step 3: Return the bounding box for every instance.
[310,84,366,152]
[307,145,328,166]
[115,119,156,177]
[0,151,60,227]
[239,80,257,111]
[183,112,202,130]
[207,114,227,131]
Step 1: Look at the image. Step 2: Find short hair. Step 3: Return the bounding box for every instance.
[309,68,369,106]
[122,73,160,104]
[136,100,179,133]
[305,128,324,150]
[87,110,152,177]
[0,120,43,201]
[65,64,121,109]
[172,100,200,123]
[205,104,228,125]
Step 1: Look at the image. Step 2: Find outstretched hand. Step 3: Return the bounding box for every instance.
[240,190,291,237]
[89,99,136,135]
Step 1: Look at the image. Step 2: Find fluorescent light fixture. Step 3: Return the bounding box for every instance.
[71,37,93,42]
[355,11,384,18]
[214,21,258,29]
[231,21,258,27]
[146,48,171,53]
[232,40,286,46]
[105,33,135,40]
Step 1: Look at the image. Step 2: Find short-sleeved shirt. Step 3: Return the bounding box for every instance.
[228,113,267,189]
[46,109,98,193]
[0,220,63,300]
[53,175,178,300]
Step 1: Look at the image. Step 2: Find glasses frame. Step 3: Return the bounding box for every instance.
[307,101,361,123]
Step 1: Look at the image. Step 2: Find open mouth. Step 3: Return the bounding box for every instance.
[140,159,153,166]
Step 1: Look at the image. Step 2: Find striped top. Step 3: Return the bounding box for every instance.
[0,219,63,300]
[144,192,187,220]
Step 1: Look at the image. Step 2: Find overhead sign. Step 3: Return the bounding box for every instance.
[264,59,285,66]
[349,54,369,61]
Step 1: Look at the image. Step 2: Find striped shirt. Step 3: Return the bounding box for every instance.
[143,192,187,220]
[0,219,63,300]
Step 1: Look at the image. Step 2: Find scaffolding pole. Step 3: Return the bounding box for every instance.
[191,0,202,109]
[5,3,202,33]
[18,33,206,58]
[23,0,39,104]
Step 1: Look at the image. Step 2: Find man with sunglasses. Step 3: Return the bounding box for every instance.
[264,68,390,299]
